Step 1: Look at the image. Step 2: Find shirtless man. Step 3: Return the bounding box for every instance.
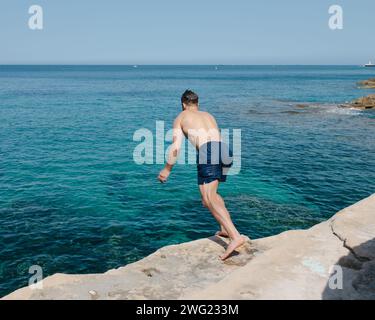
[158,90,246,260]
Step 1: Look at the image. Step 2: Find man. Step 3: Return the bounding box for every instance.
[158,90,246,260]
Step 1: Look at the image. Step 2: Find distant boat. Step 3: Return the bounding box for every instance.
[364,61,375,67]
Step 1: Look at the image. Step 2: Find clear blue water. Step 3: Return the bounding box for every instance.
[0,65,374,296]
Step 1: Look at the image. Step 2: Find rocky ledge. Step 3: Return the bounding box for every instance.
[340,78,375,109]
[3,194,375,300]
[340,94,375,110]
[358,78,375,89]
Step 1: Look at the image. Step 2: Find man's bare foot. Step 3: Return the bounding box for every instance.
[215,230,229,238]
[220,235,247,260]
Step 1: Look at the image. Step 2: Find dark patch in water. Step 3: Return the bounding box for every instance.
[281,110,302,115]
[178,194,320,240]
[105,173,138,203]
[224,194,321,238]
[246,109,275,115]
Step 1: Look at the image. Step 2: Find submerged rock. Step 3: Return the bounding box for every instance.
[340,95,375,110]
[2,194,375,300]
[295,104,309,108]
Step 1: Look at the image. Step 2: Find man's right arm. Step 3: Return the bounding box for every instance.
[157,115,184,183]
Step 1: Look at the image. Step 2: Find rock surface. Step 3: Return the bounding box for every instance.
[340,95,375,110]
[339,78,375,109]
[3,194,375,300]
[358,78,375,89]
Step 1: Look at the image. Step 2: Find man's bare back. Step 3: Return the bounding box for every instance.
[177,109,221,149]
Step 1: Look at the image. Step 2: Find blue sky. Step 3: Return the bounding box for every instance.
[1,0,374,64]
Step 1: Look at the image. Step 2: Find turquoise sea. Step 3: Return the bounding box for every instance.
[0,65,374,296]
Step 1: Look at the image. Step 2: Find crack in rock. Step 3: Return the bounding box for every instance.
[330,219,371,263]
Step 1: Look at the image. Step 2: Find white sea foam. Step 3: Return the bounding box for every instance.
[295,103,363,116]
[324,105,362,116]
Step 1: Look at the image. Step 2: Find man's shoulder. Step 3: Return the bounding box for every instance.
[178,110,214,119]
[202,110,214,117]
[175,111,186,120]
[173,111,186,126]
[201,111,216,121]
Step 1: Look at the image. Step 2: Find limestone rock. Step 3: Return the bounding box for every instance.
[2,194,375,300]
[340,95,375,110]
[358,78,375,89]
[184,194,375,300]
[3,237,256,300]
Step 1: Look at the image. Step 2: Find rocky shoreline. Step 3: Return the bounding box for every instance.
[339,78,375,110]
[340,94,375,110]
[297,78,375,110]
[358,78,375,89]
[3,194,374,300]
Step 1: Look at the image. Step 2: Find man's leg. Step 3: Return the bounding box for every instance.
[200,185,229,237]
[215,194,231,237]
[199,180,245,260]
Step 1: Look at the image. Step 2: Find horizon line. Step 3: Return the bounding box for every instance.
[0,64,367,66]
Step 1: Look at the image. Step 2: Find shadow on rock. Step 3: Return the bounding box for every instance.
[322,238,375,300]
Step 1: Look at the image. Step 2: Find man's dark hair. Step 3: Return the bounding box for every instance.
[181,90,199,106]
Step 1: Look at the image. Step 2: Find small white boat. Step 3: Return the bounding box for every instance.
[365,61,375,67]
